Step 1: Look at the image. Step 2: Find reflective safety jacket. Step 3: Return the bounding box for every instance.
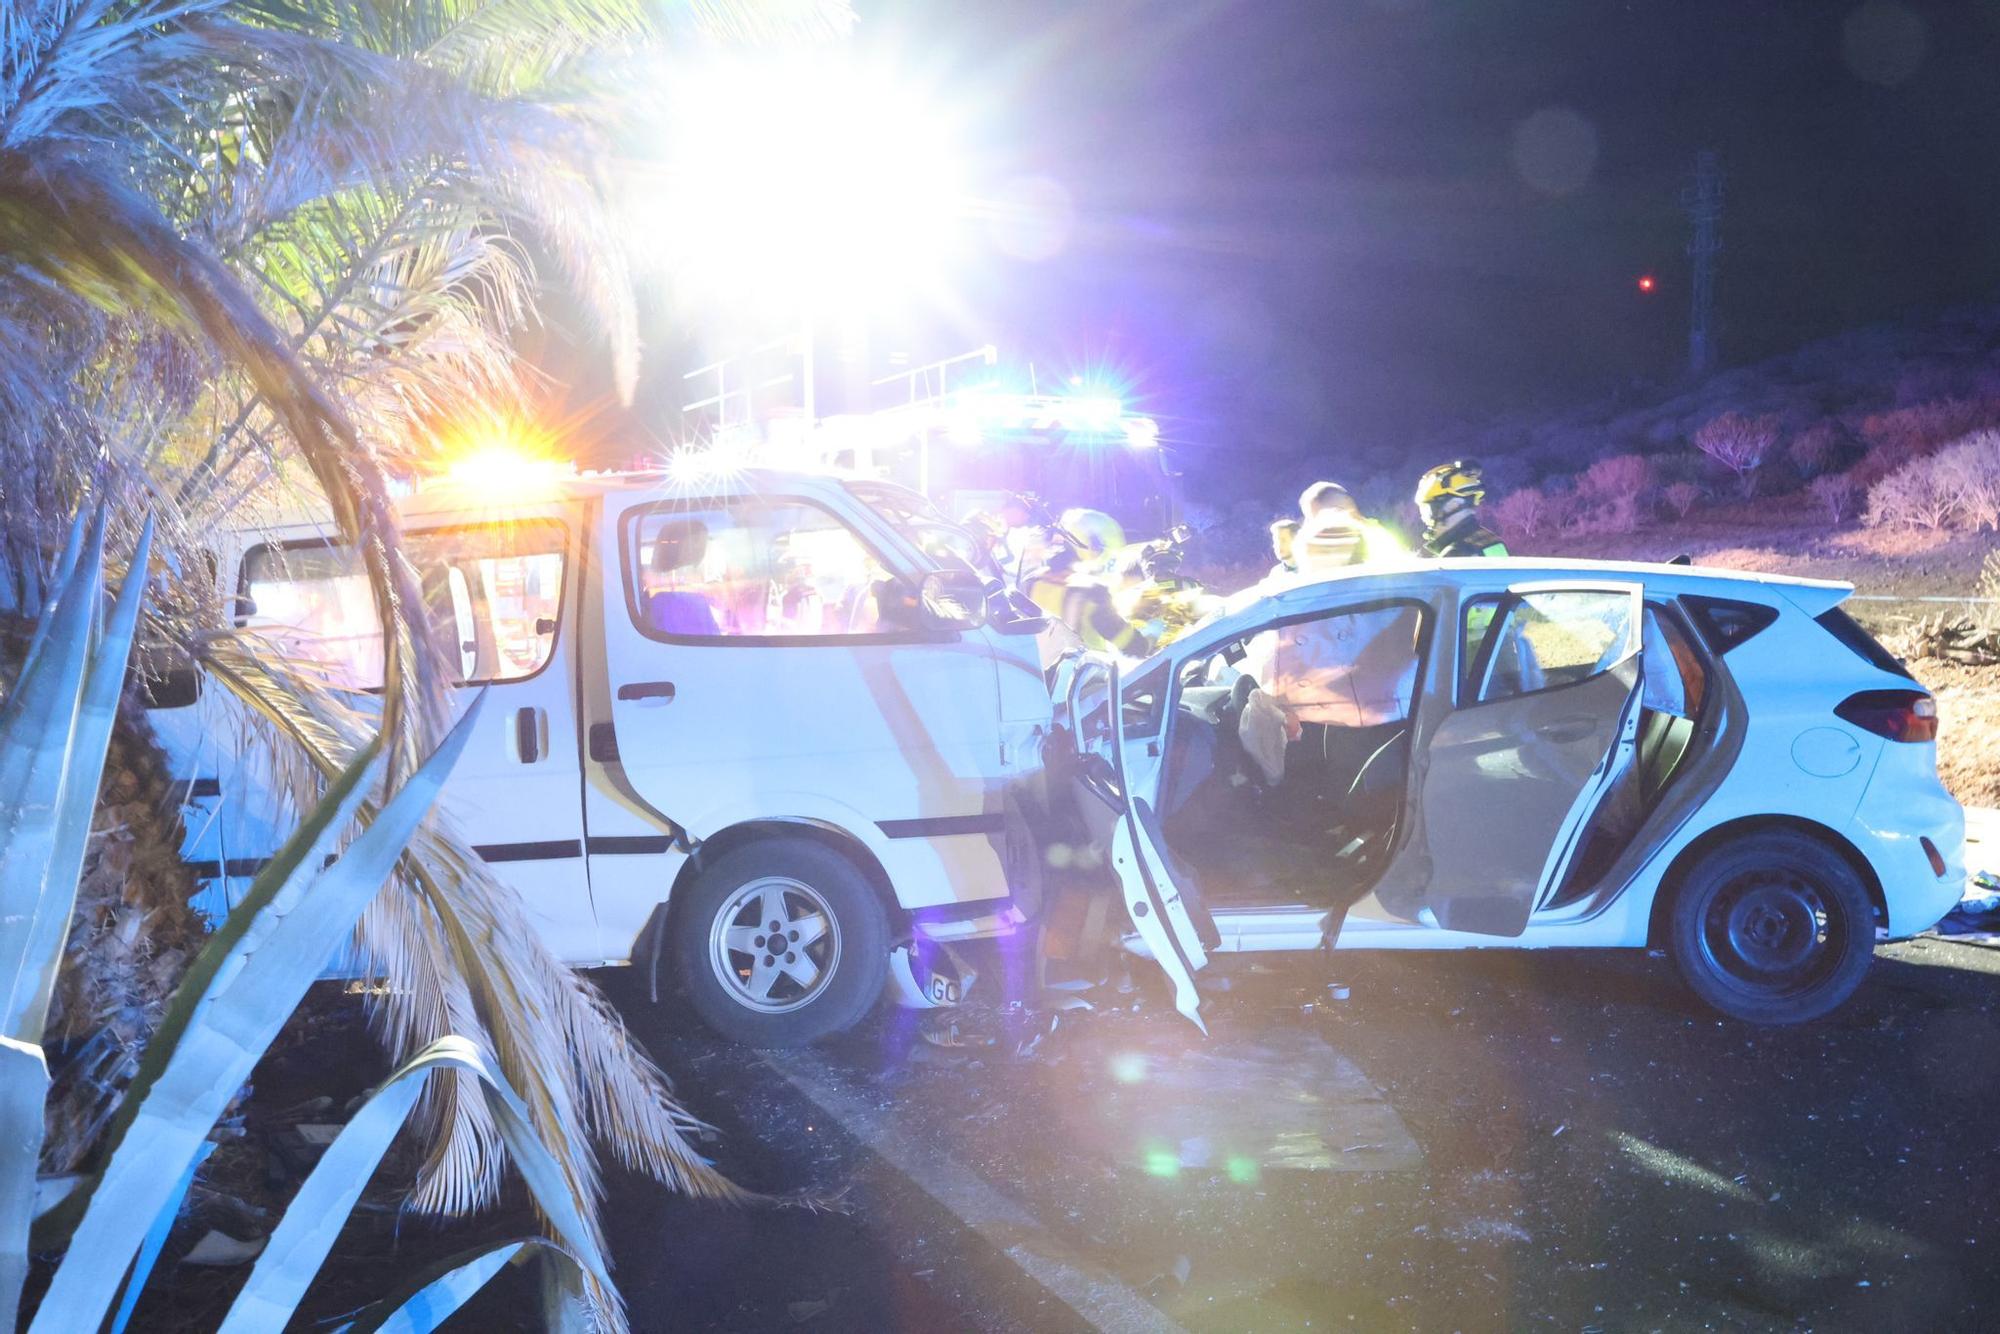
[1420,518,1507,559]
[1027,573,1145,655]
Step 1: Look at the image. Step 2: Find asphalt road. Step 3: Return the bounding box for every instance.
[563,933,2000,1333]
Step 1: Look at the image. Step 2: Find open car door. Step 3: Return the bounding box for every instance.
[1056,655,1215,1030]
[1416,582,1645,936]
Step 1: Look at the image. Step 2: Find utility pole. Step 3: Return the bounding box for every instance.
[1681,149,1723,380]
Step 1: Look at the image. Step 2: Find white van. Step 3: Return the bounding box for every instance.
[149,467,1057,1043]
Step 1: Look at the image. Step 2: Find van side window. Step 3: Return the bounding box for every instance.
[242,521,565,689]
[628,499,893,640]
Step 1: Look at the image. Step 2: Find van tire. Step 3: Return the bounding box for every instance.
[673,839,889,1046]
[1666,829,1875,1025]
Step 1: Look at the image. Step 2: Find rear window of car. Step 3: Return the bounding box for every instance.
[1814,607,1915,680]
[1680,595,1778,654]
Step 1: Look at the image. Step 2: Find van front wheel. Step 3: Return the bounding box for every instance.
[674,839,889,1046]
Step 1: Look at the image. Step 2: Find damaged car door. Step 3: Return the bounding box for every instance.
[1055,655,1216,1029]
[1417,582,1645,936]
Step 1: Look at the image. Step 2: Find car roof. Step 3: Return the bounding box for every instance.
[1181,555,1850,664]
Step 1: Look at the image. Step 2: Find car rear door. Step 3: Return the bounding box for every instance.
[1417,581,1644,936]
[1056,655,1213,1029]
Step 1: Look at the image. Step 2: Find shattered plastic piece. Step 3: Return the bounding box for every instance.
[181,1231,265,1266]
[1326,983,1351,1001]
[1959,872,2000,917]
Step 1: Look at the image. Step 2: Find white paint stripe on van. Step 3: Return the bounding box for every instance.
[766,1053,1190,1334]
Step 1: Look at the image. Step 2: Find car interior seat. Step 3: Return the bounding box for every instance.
[646,520,722,636]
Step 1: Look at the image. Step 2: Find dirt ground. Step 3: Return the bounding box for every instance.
[1909,656,2000,809]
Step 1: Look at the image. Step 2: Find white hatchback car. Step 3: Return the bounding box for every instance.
[1058,559,1965,1028]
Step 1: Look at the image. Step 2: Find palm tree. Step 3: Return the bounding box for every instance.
[0,0,853,1317]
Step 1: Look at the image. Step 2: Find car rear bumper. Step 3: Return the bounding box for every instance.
[1850,748,1966,938]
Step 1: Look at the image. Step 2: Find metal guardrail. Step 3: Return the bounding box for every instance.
[1849,594,2000,605]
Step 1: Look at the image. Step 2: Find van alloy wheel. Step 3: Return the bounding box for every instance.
[707,876,842,1014]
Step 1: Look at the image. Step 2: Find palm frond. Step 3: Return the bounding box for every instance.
[0,149,446,766]
[198,631,745,1224]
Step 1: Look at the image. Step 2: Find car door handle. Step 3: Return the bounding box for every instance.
[617,681,676,705]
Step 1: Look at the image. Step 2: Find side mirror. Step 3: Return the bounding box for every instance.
[991,586,1049,637]
[919,569,988,631]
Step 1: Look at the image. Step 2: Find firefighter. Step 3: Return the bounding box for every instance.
[1024,545,1145,656]
[1415,460,1508,558]
[1267,517,1300,581]
[1296,481,1407,574]
[1115,527,1221,647]
[1057,507,1127,574]
[964,493,1051,585]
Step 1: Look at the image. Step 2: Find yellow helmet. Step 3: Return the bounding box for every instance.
[1415,460,1485,508]
[1058,507,1126,559]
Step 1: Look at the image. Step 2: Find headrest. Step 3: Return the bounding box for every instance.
[650,519,709,575]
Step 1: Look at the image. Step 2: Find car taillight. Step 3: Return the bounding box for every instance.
[1835,689,1938,743]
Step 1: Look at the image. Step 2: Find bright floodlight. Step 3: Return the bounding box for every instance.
[643,53,970,320]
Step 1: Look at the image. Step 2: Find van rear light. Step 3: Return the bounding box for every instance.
[1835,689,1938,743]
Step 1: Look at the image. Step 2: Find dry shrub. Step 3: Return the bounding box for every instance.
[1489,487,1547,539]
[1934,430,2000,531]
[1865,430,2000,531]
[1858,396,2000,457]
[1693,412,1778,496]
[1787,422,1854,479]
[1809,472,1861,523]
[1575,453,1654,532]
[1663,480,1703,519]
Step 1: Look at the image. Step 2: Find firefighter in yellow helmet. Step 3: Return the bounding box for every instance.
[1025,547,1144,656]
[1415,460,1508,558]
[1057,507,1126,573]
[1023,507,1143,655]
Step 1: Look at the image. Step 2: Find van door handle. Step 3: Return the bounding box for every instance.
[514,707,542,763]
[617,681,676,705]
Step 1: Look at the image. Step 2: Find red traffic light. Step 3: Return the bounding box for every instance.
[1637,274,1657,293]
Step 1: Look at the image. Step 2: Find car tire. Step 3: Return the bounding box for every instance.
[1666,828,1876,1024]
[673,838,889,1046]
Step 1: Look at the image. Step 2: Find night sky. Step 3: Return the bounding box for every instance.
[598,2,2000,478]
[835,0,2000,463]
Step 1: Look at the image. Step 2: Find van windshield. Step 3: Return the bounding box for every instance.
[844,480,994,577]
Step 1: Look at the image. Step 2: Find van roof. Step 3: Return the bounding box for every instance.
[242,466,866,533]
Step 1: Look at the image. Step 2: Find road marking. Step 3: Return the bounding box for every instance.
[766,1052,1190,1334]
